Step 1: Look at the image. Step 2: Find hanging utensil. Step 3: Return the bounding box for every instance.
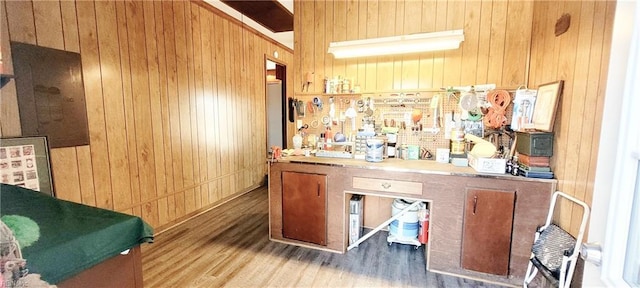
[345,101,357,131]
[313,97,323,111]
[411,108,423,124]
[288,97,295,122]
[335,109,347,142]
[334,118,346,142]
[329,97,336,125]
[365,97,374,117]
[321,115,331,127]
[296,99,305,117]
[357,99,365,113]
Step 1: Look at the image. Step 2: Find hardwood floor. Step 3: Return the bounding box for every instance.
[142,186,502,287]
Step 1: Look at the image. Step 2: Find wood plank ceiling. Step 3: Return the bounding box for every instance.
[220,0,293,32]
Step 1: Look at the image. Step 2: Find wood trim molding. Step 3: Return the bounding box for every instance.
[153,184,262,234]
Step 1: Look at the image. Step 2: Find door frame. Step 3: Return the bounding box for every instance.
[264,55,288,153]
[585,1,638,286]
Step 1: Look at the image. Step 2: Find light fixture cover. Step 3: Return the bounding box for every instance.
[328,29,464,59]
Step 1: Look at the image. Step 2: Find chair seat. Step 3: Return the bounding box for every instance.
[524,192,590,288]
[531,224,576,281]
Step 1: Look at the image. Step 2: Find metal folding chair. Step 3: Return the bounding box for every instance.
[523,191,590,288]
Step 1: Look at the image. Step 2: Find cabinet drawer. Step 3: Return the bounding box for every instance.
[352,177,423,195]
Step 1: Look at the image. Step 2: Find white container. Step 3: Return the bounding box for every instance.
[292,134,303,149]
[365,138,384,162]
[468,153,507,174]
[436,148,450,163]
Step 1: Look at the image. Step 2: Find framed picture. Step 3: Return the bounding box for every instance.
[0,136,54,196]
[532,81,564,132]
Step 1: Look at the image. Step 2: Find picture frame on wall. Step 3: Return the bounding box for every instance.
[532,80,564,132]
[0,136,54,196]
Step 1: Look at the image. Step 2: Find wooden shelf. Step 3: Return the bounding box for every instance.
[295,89,445,97]
[294,92,362,97]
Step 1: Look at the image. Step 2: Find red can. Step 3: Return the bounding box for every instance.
[418,208,430,244]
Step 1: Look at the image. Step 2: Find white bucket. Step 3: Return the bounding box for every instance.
[365,138,384,162]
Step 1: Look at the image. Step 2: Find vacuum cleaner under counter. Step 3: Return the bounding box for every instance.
[268,157,556,287]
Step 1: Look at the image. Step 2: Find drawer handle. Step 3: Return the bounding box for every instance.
[381,182,391,189]
[317,182,320,197]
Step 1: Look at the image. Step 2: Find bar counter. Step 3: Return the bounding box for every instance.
[268,156,556,287]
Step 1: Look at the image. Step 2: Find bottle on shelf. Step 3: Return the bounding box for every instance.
[324,127,333,150]
[386,133,397,158]
[318,133,325,150]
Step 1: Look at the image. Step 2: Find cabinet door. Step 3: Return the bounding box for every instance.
[461,189,515,275]
[282,171,327,246]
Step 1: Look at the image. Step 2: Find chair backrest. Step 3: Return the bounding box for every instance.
[544,191,591,251]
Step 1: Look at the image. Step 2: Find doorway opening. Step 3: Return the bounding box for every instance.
[265,57,287,155]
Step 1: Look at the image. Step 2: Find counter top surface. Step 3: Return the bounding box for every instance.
[271,156,556,183]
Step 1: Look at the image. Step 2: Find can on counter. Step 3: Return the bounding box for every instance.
[399,144,409,160]
[407,145,420,160]
[365,138,385,162]
[450,129,465,155]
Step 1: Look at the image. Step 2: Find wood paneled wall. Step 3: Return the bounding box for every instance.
[0,0,293,231]
[295,0,614,237]
[529,1,614,235]
[293,0,533,94]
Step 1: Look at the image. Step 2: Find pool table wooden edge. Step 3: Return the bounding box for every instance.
[57,246,142,288]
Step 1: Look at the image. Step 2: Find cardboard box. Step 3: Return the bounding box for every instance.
[468,153,506,174]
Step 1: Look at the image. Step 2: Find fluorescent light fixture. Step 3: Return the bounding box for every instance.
[328,29,464,59]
